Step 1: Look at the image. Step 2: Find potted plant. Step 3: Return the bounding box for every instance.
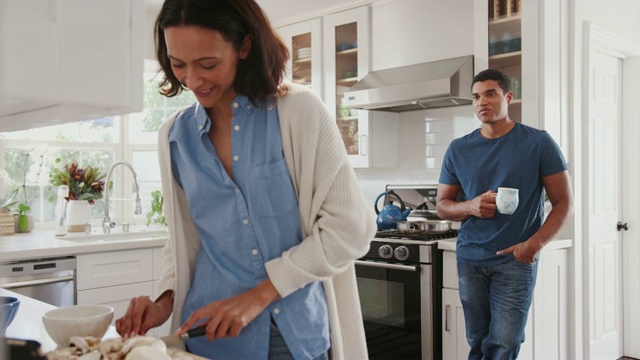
[146,190,167,227]
[9,146,48,233]
[14,203,31,233]
[49,159,106,232]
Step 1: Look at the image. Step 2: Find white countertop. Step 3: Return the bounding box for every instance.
[0,226,168,263]
[437,237,573,252]
[1,288,119,353]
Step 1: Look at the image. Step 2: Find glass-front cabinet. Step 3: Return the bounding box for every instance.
[488,0,522,123]
[323,6,371,167]
[277,18,322,98]
[277,7,375,168]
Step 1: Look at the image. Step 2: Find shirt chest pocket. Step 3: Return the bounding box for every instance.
[250,158,298,217]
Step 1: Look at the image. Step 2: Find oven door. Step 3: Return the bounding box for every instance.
[355,260,423,359]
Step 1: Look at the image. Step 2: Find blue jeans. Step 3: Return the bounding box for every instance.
[268,322,329,360]
[457,259,538,360]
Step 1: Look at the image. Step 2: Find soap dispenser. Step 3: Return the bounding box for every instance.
[55,185,69,236]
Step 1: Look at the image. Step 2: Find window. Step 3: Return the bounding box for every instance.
[0,60,195,227]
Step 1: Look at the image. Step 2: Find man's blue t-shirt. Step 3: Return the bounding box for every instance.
[439,122,568,266]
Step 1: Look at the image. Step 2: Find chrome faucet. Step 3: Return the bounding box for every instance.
[102,161,142,233]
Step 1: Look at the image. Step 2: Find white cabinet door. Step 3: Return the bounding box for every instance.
[442,251,458,289]
[77,282,153,327]
[0,0,59,115]
[57,0,131,107]
[276,18,323,98]
[76,249,153,291]
[442,288,469,360]
[0,0,143,131]
[532,249,568,359]
[323,6,372,168]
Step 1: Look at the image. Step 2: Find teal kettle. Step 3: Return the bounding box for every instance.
[374,190,411,230]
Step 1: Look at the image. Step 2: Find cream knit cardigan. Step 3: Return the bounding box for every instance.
[155,83,376,359]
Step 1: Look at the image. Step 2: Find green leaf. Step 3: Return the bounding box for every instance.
[18,214,28,233]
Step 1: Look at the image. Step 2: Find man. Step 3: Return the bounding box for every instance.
[436,69,573,359]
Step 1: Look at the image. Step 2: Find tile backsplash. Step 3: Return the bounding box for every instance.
[356,105,479,205]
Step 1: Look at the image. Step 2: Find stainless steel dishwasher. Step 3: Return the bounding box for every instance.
[0,256,76,307]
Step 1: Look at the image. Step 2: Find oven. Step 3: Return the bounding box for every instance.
[356,231,456,360]
[356,184,458,359]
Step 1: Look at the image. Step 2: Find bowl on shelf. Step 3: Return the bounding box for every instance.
[336,42,352,51]
[0,296,20,336]
[42,304,114,348]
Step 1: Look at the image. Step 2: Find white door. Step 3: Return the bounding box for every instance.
[587,48,624,360]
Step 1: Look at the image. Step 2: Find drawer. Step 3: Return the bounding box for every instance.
[77,249,153,290]
[152,246,165,280]
[77,281,154,325]
[442,251,458,289]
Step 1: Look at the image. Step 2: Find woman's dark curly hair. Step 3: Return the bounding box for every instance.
[154,0,289,103]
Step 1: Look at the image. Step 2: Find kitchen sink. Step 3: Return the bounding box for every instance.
[56,225,168,242]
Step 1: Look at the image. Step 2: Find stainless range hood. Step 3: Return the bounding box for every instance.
[343,55,474,112]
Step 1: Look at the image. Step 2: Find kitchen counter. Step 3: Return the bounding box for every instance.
[1,287,119,353]
[438,237,573,252]
[0,227,168,263]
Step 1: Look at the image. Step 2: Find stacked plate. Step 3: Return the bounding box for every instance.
[296,47,311,60]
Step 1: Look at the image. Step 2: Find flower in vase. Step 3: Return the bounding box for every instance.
[49,160,106,204]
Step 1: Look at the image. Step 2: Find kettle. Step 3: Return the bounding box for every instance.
[374,190,411,230]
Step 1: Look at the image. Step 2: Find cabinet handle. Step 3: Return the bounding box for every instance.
[360,134,367,156]
[445,304,451,332]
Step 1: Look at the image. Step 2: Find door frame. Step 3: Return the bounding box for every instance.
[582,22,640,358]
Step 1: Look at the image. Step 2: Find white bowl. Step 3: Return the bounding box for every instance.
[42,304,114,348]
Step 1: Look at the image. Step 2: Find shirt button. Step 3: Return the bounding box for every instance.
[234,125,240,131]
[235,188,240,194]
[274,308,280,315]
[198,124,204,130]
[246,105,252,110]
[251,249,258,255]
[233,102,239,108]
[243,219,249,225]
[233,155,239,161]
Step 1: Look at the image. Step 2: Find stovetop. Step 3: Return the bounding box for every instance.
[375,229,458,242]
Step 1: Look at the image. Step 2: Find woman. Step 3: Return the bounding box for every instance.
[114,0,375,359]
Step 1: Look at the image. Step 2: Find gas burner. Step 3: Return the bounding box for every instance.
[375,229,458,241]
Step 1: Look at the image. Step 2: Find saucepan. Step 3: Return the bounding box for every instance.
[397,220,452,234]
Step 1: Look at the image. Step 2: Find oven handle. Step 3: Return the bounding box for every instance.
[1,275,75,289]
[354,260,419,272]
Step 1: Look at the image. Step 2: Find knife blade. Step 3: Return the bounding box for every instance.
[160,326,206,348]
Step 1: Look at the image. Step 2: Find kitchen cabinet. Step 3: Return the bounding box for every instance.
[488,3,523,123]
[323,6,373,168]
[277,18,323,98]
[442,251,470,360]
[276,6,397,168]
[441,245,568,359]
[76,246,170,337]
[0,0,144,132]
[474,0,569,153]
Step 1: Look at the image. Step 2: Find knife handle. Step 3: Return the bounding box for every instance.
[183,326,207,339]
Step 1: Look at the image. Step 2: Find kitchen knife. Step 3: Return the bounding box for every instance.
[160,326,206,348]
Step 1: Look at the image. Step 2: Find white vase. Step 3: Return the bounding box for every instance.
[66,200,92,232]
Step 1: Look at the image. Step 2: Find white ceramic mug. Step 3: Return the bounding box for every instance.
[496,187,519,215]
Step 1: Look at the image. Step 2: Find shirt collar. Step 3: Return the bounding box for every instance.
[193,94,256,133]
